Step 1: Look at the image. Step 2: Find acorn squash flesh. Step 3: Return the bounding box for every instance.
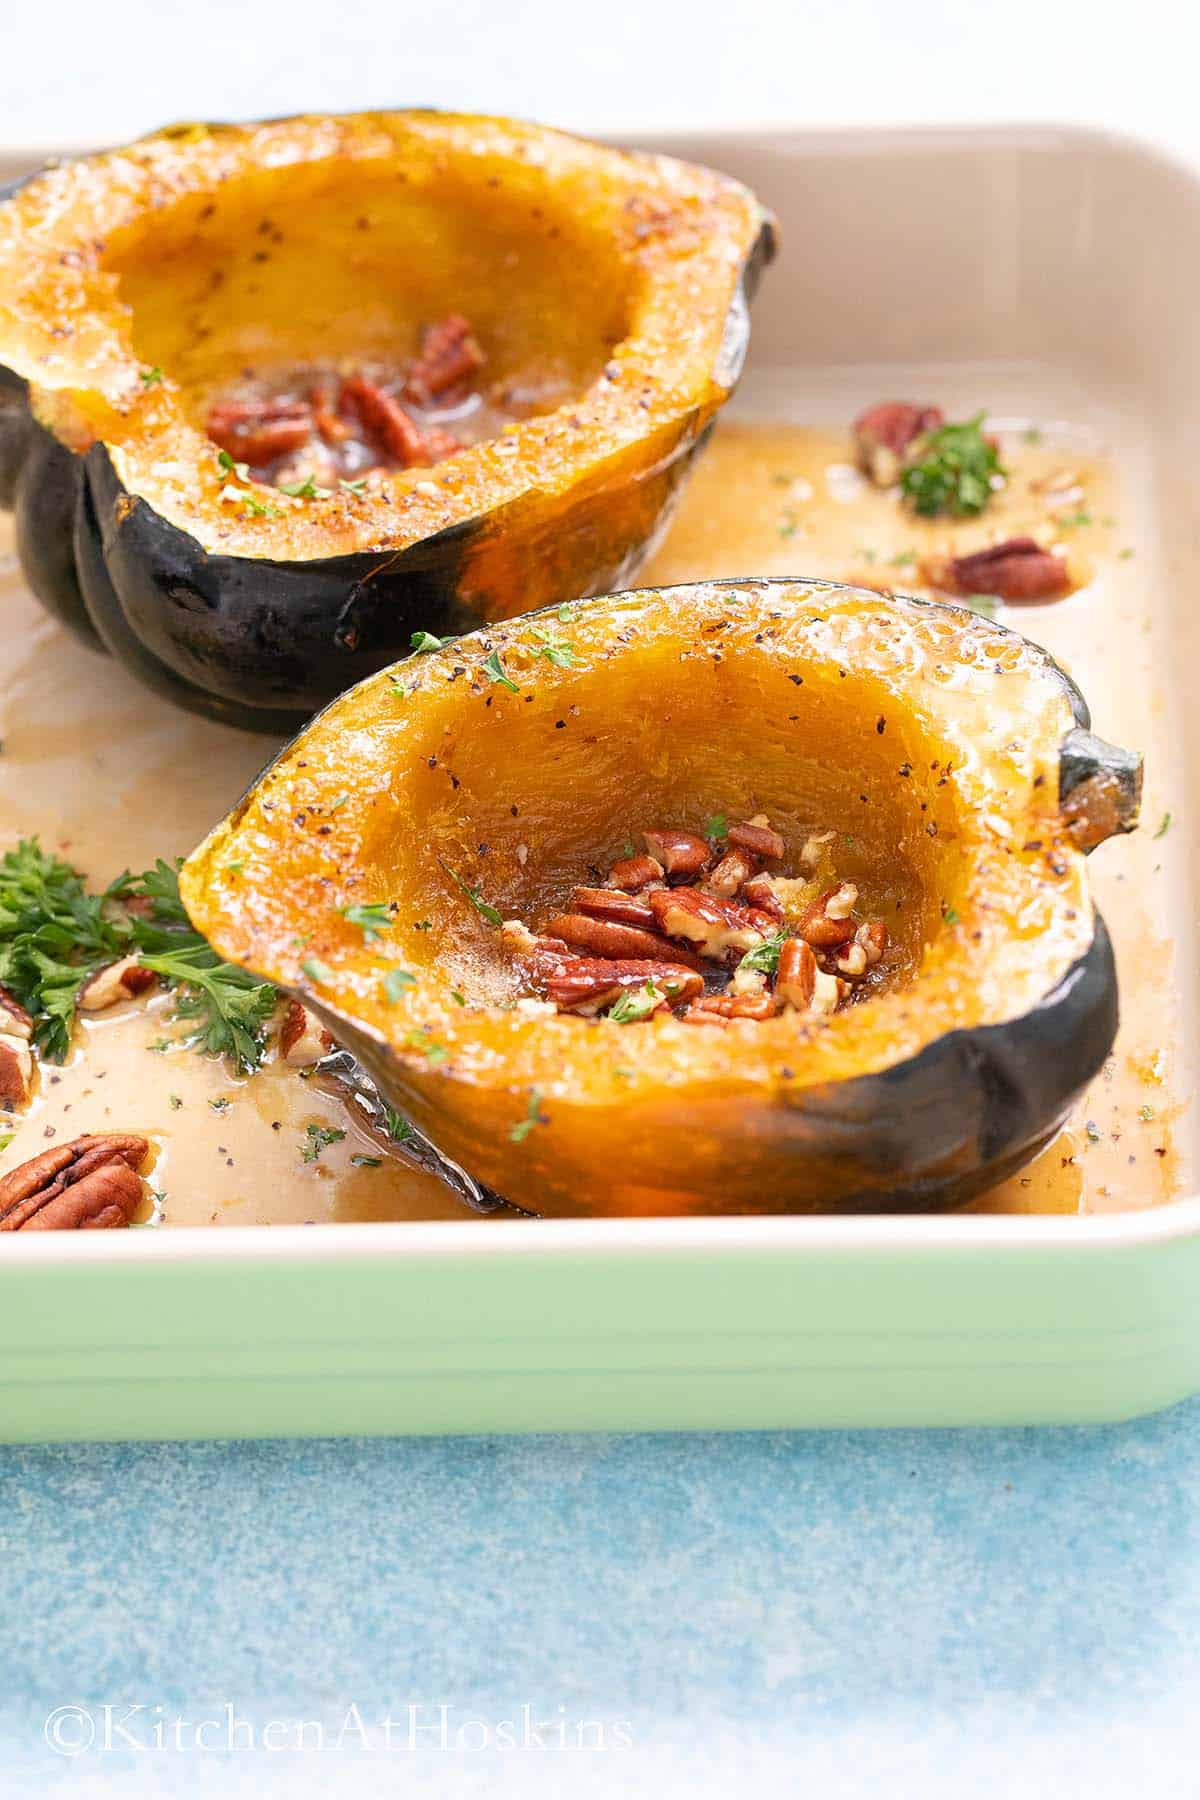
[181,579,1139,1216]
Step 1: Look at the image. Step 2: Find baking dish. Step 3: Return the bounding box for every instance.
[0,122,1196,1439]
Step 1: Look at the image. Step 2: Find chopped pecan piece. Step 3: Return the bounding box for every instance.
[740,873,785,920]
[0,984,33,1040]
[544,912,704,969]
[570,887,658,931]
[416,424,463,462]
[279,999,335,1066]
[0,1133,149,1232]
[939,536,1071,602]
[503,921,571,974]
[728,964,768,997]
[856,920,889,967]
[542,957,703,1015]
[684,991,779,1023]
[309,382,351,444]
[0,1034,33,1107]
[78,955,157,1012]
[501,918,542,956]
[648,887,768,960]
[607,853,664,892]
[854,401,944,486]
[811,970,845,1015]
[340,376,430,466]
[798,883,859,948]
[704,847,757,899]
[405,314,485,406]
[728,817,786,860]
[799,830,836,872]
[643,830,712,880]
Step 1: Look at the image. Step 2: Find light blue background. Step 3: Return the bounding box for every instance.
[2,3,1196,1792]
[1,1406,1196,1795]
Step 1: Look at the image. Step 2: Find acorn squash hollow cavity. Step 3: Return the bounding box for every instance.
[0,112,773,730]
[181,579,1141,1218]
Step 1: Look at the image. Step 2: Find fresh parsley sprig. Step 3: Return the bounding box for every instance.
[0,840,134,1058]
[0,841,276,1071]
[900,413,1005,518]
[117,860,277,1073]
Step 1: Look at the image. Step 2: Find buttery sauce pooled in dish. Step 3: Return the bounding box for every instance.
[0,420,1184,1221]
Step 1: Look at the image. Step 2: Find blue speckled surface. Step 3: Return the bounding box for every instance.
[1,1405,1195,1795]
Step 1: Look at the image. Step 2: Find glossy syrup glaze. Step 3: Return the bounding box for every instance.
[0,420,1184,1220]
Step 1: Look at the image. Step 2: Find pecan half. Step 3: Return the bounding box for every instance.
[942,537,1071,602]
[340,376,430,466]
[854,401,944,486]
[207,397,314,467]
[607,854,664,892]
[279,999,335,1066]
[684,991,778,1023]
[0,1133,148,1232]
[643,830,712,880]
[542,957,703,1015]
[544,912,704,969]
[649,887,768,960]
[728,817,786,860]
[570,886,658,931]
[405,314,485,406]
[776,938,817,1010]
[798,883,859,947]
[78,955,157,1012]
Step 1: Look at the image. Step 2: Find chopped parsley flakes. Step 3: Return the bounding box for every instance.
[382,968,417,1003]
[530,626,578,668]
[510,1087,546,1143]
[482,647,519,693]
[341,901,392,943]
[442,864,502,928]
[607,983,661,1024]
[302,1123,346,1163]
[737,931,788,976]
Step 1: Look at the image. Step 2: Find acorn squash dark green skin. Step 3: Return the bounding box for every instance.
[758,912,1117,1213]
[0,403,728,733]
[0,124,773,734]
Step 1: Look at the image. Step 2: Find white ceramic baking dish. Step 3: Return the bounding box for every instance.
[0,123,1196,1440]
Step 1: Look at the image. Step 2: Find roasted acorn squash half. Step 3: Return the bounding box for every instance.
[182,579,1141,1217]
[0,112,772,731]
